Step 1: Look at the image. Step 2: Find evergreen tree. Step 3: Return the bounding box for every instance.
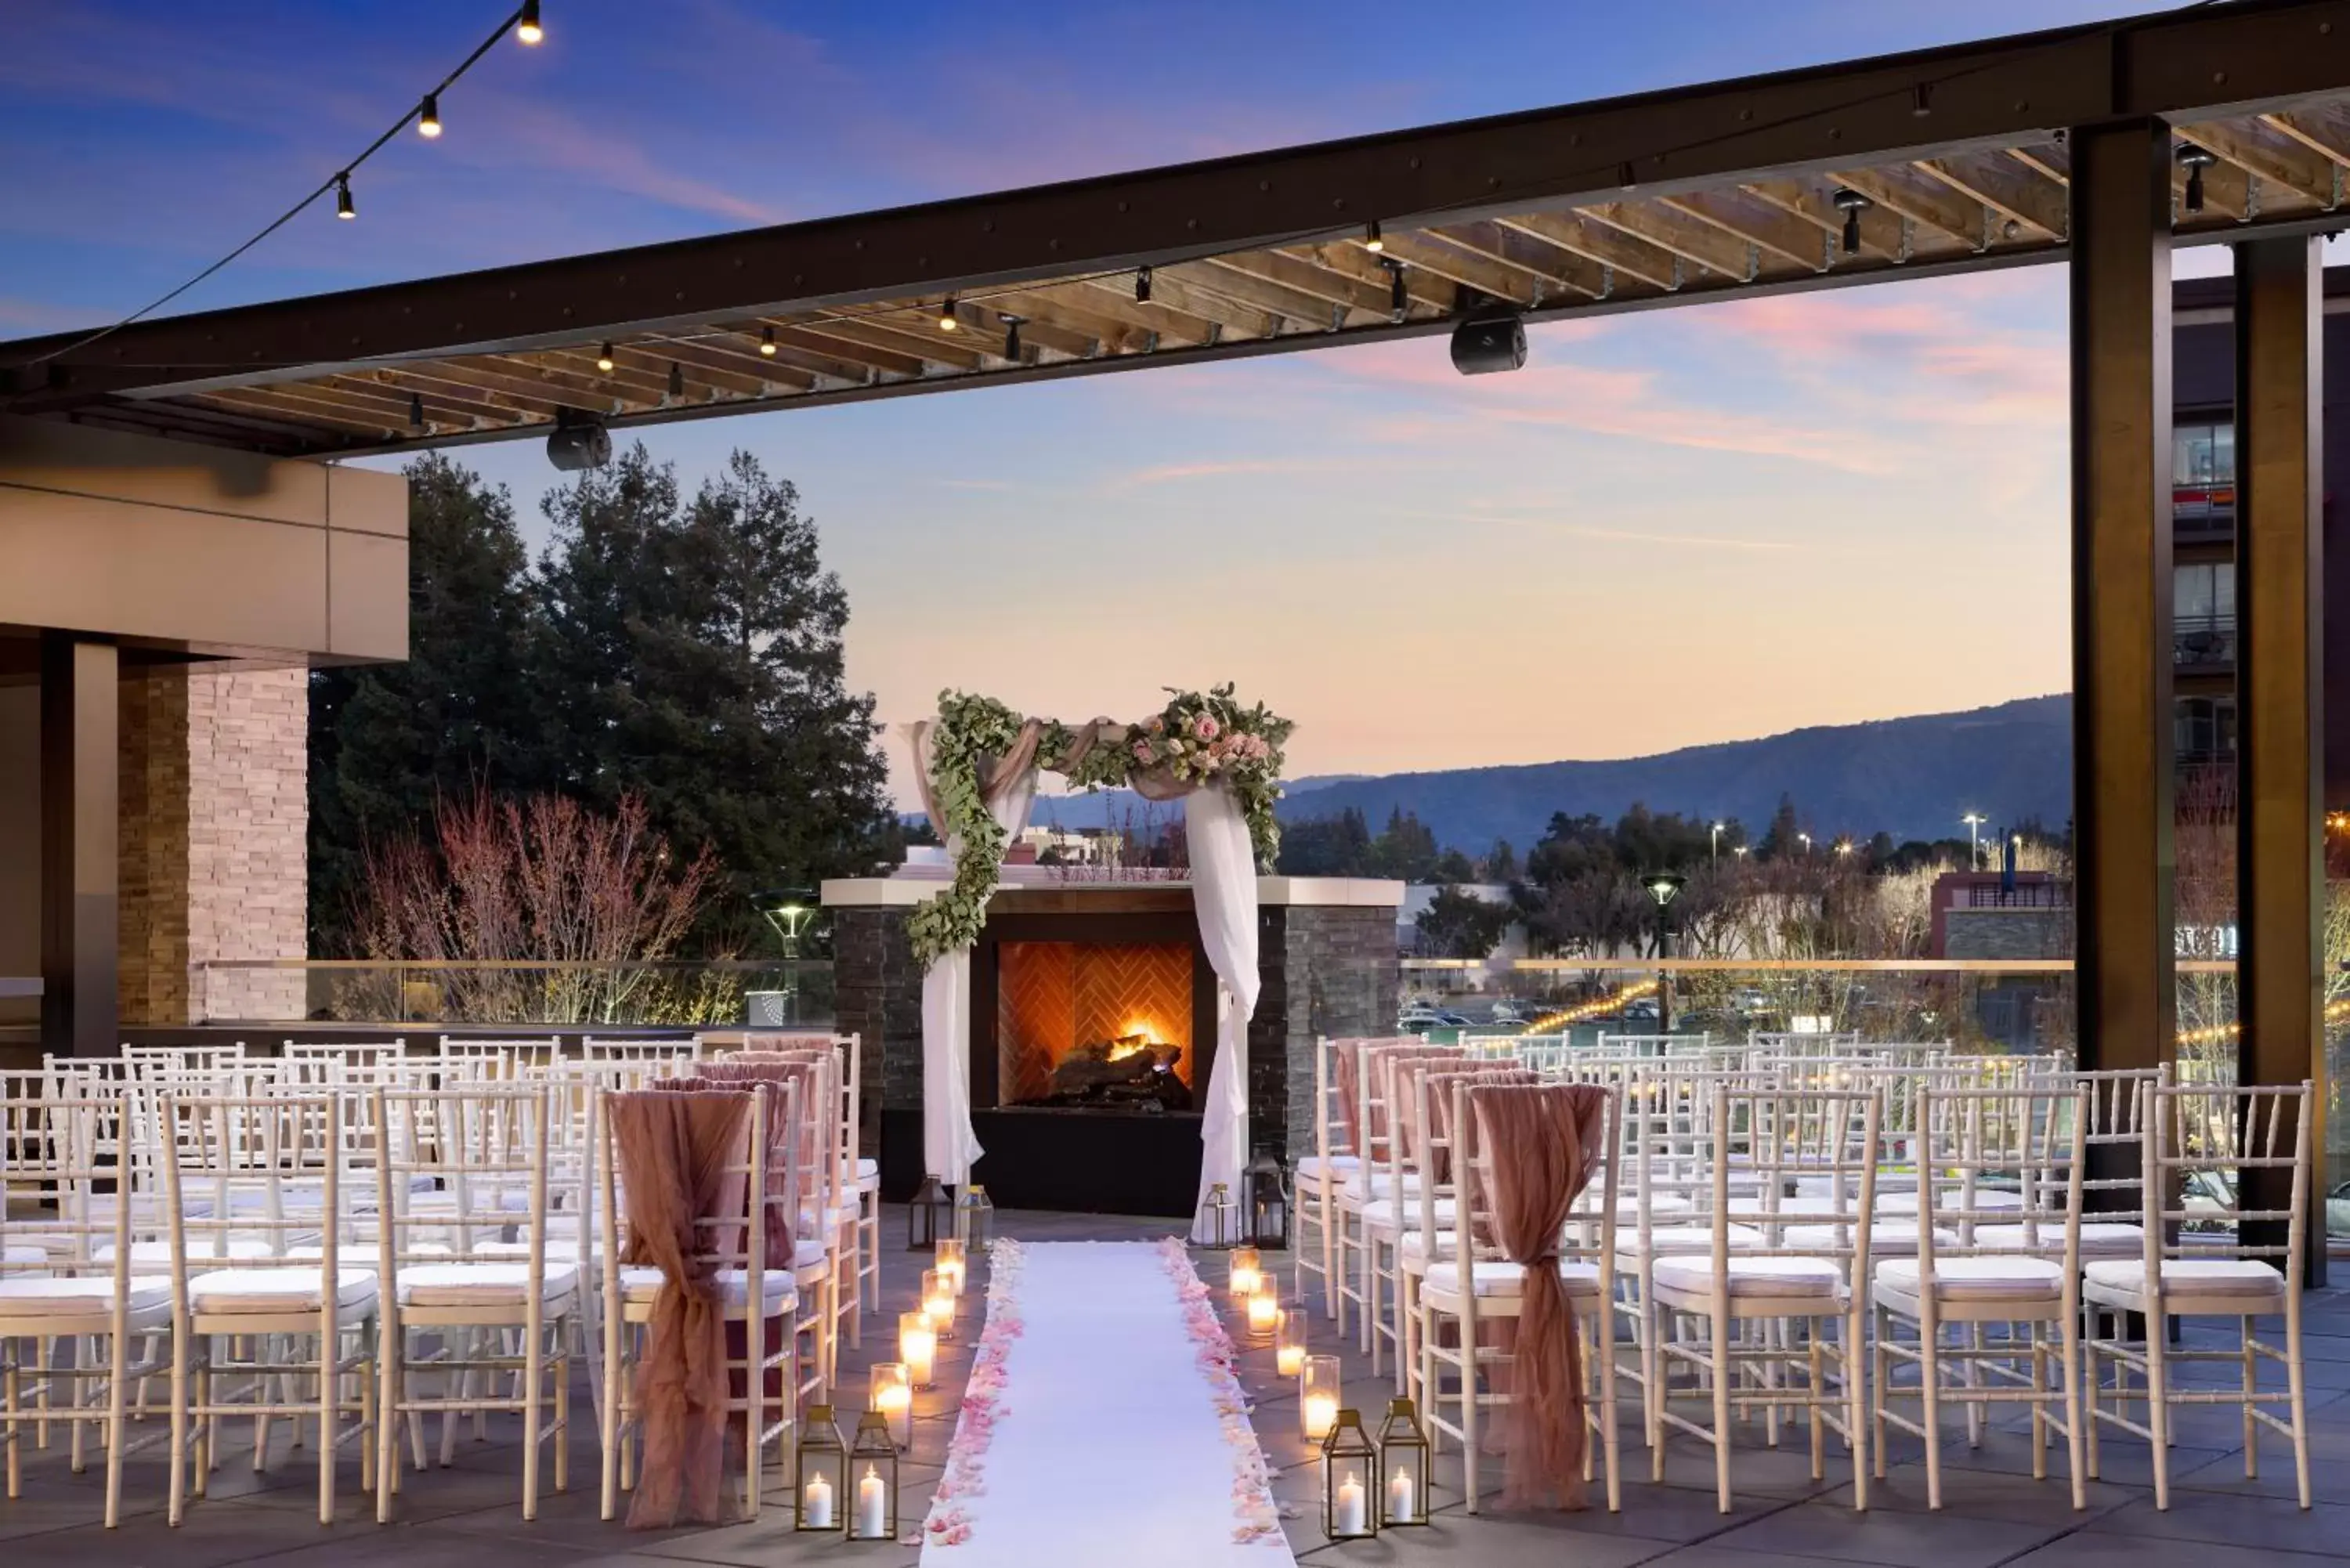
[308,454,536,948]
[532,445,891,929]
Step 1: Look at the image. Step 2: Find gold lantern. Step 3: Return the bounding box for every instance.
[868,1360,912,1450]
[908,1176,952,1250]
[1227,1244,1263,1299]
[1274,1304,1307,1378]
[898,1310,938,1390]
[1321,1407,1379,1541]
[1300,1353,1342,1441]
[1244,1150,1291,1249]
[956,1183,993,1250]
[794,1404,850,1534]
[1199,1181,1236,1249]
[1376,1397,1431,1526]
[847,1411,899,1542]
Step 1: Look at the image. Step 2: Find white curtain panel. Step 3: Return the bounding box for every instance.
[914,724,1039,1184]
[1184,782,1261,1244]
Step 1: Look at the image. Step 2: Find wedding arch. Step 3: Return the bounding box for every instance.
[906,685,1292,1242]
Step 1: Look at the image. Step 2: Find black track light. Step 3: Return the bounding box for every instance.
[334,173,354,220]
[595,342,615,373]
[2178,143,2217,215]
[1379,256,1407,323]
[418,93,442,138]
[1831,186,1871,255]
[668,361,684,398]
[517,0,543,45]
[998,313,1025,361]
[938,298,960,332]
[1911,83,1932,118]
[408,392,425,428]
[1135,266,1152,303]
[759,325,777,356]
[1365,219,1383,253]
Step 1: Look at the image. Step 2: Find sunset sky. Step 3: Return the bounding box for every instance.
[0,0,2278,807]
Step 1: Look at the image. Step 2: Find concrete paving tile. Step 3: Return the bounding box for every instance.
[1700,1498,2071,1568]
[2081,1490,2350,1555]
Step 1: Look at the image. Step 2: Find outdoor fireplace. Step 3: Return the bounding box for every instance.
[996,940,1195,1111]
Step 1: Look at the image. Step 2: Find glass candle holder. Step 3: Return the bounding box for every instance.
[1274,1306,1307,1377]
[921,1266,957,1339]
[1301,1353,1342,1441]
[935,1236,967,1296]
[1228,1245,1263,1299]
[1246,1286,1280,1339]
[868,1360,913,1450]
[899,1310,938,1390]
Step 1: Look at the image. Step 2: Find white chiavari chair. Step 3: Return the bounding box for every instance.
[1341,1040,1457,1353]
[121,1042,249,1078]
[1418,1078,1620,1512]
[1296,1037,1363,1319]
[157,1090,378,1525]
[372,1082,577,1522]
[432,1037,562,1080]
[596,1078,799,1519]
[579,1035,702,1066]
[0,1089,173,1526]
[1397,1059,1538,1407]
[2083,1078,2314,1510]
[1652,1082,1880,1512]
[1870,1080,2088,1508]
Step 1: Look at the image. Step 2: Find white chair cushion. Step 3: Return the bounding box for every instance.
[1781,1221,1955,1255]
[1875,1256,2064,1301]
[1362,1198,1456,1233]
[93,1237,280,1265]
[190,1267,378,1313]
[2083,1258,2283,1301]
[0,1275,172,1316]
[289,1242,451,1267]
[1616,1223,1762,1257]
[1397,1231,1455,1266]
[791,1236,830,1270]
[1295,1154,1361,1186]
[2,1245,48,1269]
[396,1261,577,1307]
[617,1264,798,1310]
[1653,1255,1843,1299]
[1423,1259,1601,1299]
[1977,1222,2143,1258]
[1577,1192,1690,1219]
[855,1158,878,1182]
[1878,1188,2025,1216]
[1343,1172,1424,1201]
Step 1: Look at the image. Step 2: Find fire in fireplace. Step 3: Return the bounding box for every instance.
[996,940,1195,1111]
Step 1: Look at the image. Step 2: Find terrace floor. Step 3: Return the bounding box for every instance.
[6,1209,2345,1568]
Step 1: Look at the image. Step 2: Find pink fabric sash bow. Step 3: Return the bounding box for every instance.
[1331,1036,1430,1154]
[1469,1082,1609,1510]
[609,1087,751,1528]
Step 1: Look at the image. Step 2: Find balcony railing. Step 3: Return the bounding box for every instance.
[2174,612,2237,667]
[190,958,835,1028]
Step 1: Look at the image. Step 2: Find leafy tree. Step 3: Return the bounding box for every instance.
[1368,807,1440,881]
[1756,793,1806,860]
[532,445,893,931]
[1432,847,1479,883]
[1276,807,1372,876]
[1415,886,1513,959]
[1484,839,1519,881]
[308,454,537,948]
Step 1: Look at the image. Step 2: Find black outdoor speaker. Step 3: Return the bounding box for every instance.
[1450,311,1528,376]
[546,414,613,471]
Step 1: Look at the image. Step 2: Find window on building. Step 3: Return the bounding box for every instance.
[2174,562,2236,626]
[2175,696,2239,761]
[2173,422,2235,487]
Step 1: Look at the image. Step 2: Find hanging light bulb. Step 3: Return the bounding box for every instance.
[334,173,355,220]
[596,342,616,373]
[418,93,442,138]
[668,361,684,398]
[938,298,960,332]
[1831,187,1871,255]
[998,313,1025,361]
[1365,219,1384,252]
[517,0,544,45]
[1135,266,1152,303]
[408,392,425,428]
[1380,256,1407,323]
[2178,143,2217,215]
[759,325,778,357]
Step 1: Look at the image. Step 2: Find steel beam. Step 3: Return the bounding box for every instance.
[2232,233,2328,1284]
[2070,119,2177,1101]
[39,634,118,1058]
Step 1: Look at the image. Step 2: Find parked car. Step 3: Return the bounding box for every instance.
[1622,998,1661,1023]
[1397,1004,1441,1030]
[1489,1000,1527,1025]
[2328,1180,2350,1239]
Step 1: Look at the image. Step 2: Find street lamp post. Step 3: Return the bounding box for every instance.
[1710,822,1723,866]
[1961,813,1987,870]
[1643,873,1685,1035]
[754,887,818,1024]
[1797,832,1812,857]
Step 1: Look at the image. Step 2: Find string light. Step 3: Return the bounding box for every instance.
[335,174,355,219]
[595,341,615,372]
[1364,219,1383,252]
[1521,980,1660,1035]
[518,0,544,45]
[938,298,960,332]
[418,93,442,139]
[759,325,777,356]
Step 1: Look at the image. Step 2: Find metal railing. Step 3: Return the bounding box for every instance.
[190,958,836,1029]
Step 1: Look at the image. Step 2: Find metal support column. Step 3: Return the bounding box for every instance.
[2069,120,2177,1095]
[38,634,118,1058]
[2232,233,2327,1285]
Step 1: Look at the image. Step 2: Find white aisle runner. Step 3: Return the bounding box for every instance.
[920,1240,1294,1568]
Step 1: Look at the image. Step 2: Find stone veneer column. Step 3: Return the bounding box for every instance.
[116,663,309,1027]
[1260,905,1401,1162]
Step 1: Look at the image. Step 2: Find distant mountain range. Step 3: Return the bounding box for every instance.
[1021,695,2073,851]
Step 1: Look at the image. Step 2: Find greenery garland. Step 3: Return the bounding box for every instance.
[907,684,1293,966]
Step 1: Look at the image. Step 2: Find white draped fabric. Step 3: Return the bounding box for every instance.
[1184,784,1260,1245]
[913,722,1039,1184]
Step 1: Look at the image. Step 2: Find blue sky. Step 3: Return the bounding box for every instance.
[0,1,2253,808]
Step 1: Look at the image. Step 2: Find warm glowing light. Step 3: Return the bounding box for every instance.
[517,0,543,44]
[418,94,442,138]
[1275,1306,1306,1376]
[334,174,354,220]
[869,1362,912,1447]
[935,1237,967,1296]
[938,298,961,331]
[899,1311,937,1388]
[595,342,616,373]
[1521,979,1659,1035]
[922,1267,956,1335]
[1228,1245,1263,1299]
[760,325,778,356]
[1247,1288,1279,1337]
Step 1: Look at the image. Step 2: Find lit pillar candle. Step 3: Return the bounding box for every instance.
[1228,1245,1263,1298]
[803,1471,835,1530]
[899,1311,937,1389]
[856,1465,888,1538]
[935,1237,967,1296]
[1389,1465,1416,1523]
[1334,1469,1366,1535]
[1275,1307,1306,1377]
[1247,1288,1279,1337]
[1301,1353,1341,1440]
[922,1267,956,1338]
[870,1361,913,1448]
[1303,1393,1338,1441]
